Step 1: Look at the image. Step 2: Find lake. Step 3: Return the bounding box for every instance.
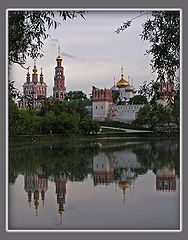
[8,138,180,230]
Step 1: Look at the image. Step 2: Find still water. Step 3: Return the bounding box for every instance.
[8,138,180,230]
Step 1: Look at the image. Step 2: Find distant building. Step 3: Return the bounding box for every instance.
[92,67,143,123]
[156,167,176,192]
[93,152,114,186]
[18,61,47,108]
[53,46,66,100]
[18,46,67,108]
[113,67,137,102]
[157,81,175,106]
[92,87,113,122]
[55,173,67,223]
[24,168,48,215]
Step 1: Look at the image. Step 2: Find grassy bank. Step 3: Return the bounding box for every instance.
[9,130,179,147]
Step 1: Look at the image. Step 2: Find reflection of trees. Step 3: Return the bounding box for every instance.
[9,141,100,183]
[9,139,179,184]
[131,140,179,177]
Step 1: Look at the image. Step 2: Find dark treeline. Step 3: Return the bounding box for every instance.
[9,98,100,137]
[9,139,179,184]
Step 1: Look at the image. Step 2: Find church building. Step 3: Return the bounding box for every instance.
[18,60,47,108]
[92,67,143,123]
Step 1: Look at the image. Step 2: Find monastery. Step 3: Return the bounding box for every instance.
[18,47,175,124]
[92,67,144,123]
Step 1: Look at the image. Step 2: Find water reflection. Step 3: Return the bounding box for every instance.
[9,139,180,229]
[156,167,176,192]
[24,168,48,215]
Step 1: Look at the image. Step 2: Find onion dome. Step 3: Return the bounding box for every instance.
[118,181,130,190]
[125,84,134,92]
[111,85,119,91]
[111,78,119,91]
[56,55,63,61]
[116,67,129,88]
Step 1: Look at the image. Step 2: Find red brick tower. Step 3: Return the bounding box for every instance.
[92,86,113,121]
[53,46,66,100]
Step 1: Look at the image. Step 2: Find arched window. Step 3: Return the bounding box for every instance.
[60,92,63,98]
[56,92,59,98]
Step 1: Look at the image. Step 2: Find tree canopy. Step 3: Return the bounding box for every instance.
[64,91,88,101]
[8,10,86,67]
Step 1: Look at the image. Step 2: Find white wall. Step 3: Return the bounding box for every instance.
[92,101,112,121]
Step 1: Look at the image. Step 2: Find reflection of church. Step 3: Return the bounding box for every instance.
[156,167,176,192]
[24,168,67,222]
[55,173,67,223]
[24,168,48,215]
[92,150,141,200]
[93,152,114,186]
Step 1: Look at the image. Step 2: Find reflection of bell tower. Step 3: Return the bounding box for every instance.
[118,168,135,203]
[156,167,176,192]
[34,190,40,216]
[55,173,67,223]
[24,168,48,215]
[53,46,66,100]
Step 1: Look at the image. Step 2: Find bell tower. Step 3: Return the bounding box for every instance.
[53,46,66,100]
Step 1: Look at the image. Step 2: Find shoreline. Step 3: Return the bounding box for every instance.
[9,131,179,146]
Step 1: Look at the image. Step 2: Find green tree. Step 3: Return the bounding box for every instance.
[9,99,21,135]
[8,11,87,100]
[18,108,41,135]
[112,90,120,103]
[79,119,100,135]
[64,91,88,101]
[133,103,172,130]
[129,95,148,105]
[9,11,86,66]
[40,111,55,134]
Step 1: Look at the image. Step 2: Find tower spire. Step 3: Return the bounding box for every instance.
[33,59,37,74]
[40,67,44,83]
[58,46,60,56]
[121,66,124,77]
[27,66,30,75]
[56,46,63,61]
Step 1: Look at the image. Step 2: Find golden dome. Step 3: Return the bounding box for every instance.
[116,67,129,88]
[118,181,130,190]
[116,77,129,88]
[56,55,63,61]
[56,46,63,61]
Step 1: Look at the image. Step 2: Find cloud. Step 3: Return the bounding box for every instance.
[62,52,75,59]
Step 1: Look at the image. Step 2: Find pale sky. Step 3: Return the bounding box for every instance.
[10,10,155,97]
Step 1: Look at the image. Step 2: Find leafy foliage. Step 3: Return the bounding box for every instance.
[133,103,175,131]
[64,91,88,101]
[9,97,99,136]
[115,11,180,82]
[141,11,180,82]
[8,11,87,66]
[129,95,148,105]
